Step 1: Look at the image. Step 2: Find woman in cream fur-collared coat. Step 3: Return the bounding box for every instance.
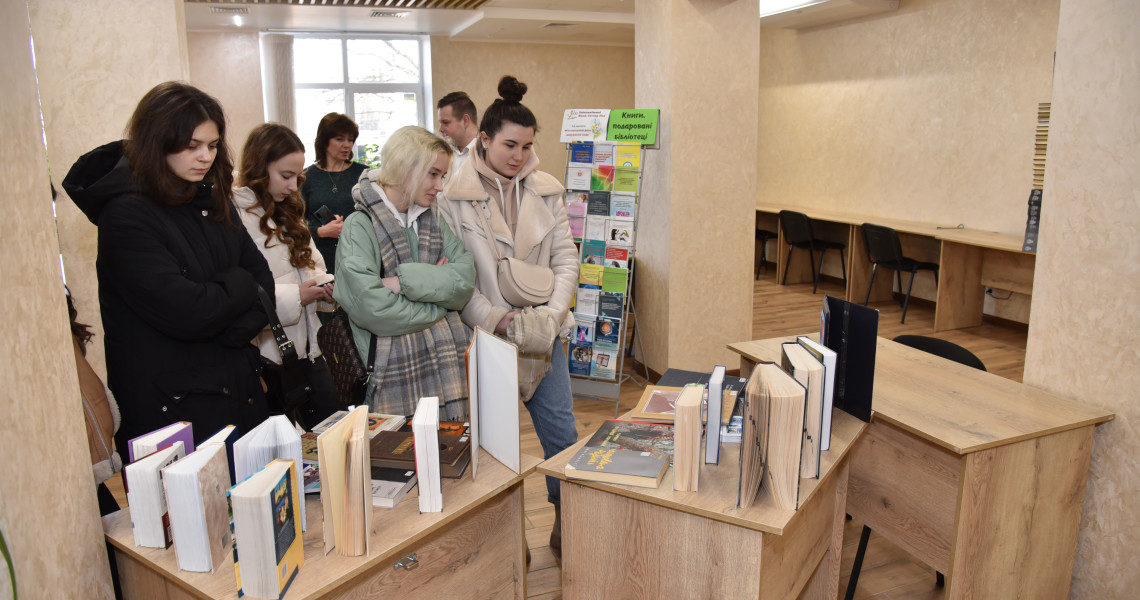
[234,123,340,429]
[437,76,579,564]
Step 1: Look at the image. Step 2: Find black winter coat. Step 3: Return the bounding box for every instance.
[63,141,275,451]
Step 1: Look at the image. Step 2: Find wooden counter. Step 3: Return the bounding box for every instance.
[539,409,866,599]
[105,451,541,600]
[729,336,1114,599]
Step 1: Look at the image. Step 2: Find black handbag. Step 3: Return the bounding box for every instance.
[257,287,314,414]
[316,308,377,408]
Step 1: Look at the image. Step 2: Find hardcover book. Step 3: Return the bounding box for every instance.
[672,384,705,492]
[370,467,417,509]
[782,342,824,479]
[413,397,443,513]
[125,441,186,548]
[821,296,878,423]
[564,419,674,488]
[227,458,304,600]
[127,421,194,463]
[317,405,370,557]
[162,442,230,573]
[369,431,472,478]
[796,335,837,452]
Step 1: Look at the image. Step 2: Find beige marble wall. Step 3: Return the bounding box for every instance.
[635,0,759,373]
[1024,0,1140,596]
[30,0,190,378]
[0,2,113,598]
[758,0,1058,321]
[188,31,266,166]
[430,38,635,187]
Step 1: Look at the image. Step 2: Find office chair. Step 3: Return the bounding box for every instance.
[755,228,777,279]
[778,210,846,293]
[843,335,985,600]
[860,223,939,323]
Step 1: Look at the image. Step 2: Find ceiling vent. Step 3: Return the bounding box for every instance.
[370,10,411,18]
[210,6,249,15]
[760,0,898,29]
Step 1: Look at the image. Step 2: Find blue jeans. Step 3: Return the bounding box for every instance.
[525,341,578,505]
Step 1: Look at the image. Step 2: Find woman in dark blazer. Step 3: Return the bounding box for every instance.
[63,82,275,450]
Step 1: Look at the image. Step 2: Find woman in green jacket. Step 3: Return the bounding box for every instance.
[333,126,475,418]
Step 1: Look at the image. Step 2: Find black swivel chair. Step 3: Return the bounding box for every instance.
[755,228,777,279]
[860,223,939,324]
[778,210,846,293]
[843,335,986,600]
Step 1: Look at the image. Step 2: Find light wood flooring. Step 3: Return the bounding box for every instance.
[105,266,1029,599]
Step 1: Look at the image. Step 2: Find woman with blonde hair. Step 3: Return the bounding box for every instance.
[234,123,340,428]
[334,125,475,418]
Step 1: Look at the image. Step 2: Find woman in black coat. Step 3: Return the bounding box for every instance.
[63,82,275,451]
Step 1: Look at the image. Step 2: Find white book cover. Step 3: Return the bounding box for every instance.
[585,215,608,241]
[797,335,837,451]
[605,218,635,247]
[592,141,615,167]
[125,441,186,548]
[576,287,600,318]
[413,397,443,513]
[466,328,521,478]
[566,165,590,190]
[163,443,230,572]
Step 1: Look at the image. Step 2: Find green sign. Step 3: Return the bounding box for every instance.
[607,109,660,146]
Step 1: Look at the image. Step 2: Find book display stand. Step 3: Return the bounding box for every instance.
[559,109,659,414]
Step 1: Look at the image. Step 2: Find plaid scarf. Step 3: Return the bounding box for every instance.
[354,173,470,419]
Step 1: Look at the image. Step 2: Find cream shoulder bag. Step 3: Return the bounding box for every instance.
[471,200,555,307]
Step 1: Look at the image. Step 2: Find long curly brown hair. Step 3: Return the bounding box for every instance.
[238,124,315,269]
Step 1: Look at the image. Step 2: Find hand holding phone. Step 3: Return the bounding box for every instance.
[313,205,334,223]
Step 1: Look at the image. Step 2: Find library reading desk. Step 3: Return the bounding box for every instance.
[539,408,867,599]
[729,336,1114,599]
[103,451,540,600]
[755,204,1035,331]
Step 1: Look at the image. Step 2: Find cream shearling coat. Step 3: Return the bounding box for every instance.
[233,187,330,363]
[437,156,578,336]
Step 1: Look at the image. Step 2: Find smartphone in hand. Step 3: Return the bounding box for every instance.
[313,205,334,223]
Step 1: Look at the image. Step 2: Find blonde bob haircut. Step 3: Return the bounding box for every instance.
[369,126,453,203]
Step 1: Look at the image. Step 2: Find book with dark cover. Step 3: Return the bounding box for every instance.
[369,431,471,478]
[370,466,417,509]
[598,292,624,319]
[821,296,878,423]
[565,419,674,488]
[587,191,611,215]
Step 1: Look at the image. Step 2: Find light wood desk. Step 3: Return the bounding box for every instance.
[539,410,866,599]
[729,336,1114,599]
[104,451,540,600]
[755,204,1034,331]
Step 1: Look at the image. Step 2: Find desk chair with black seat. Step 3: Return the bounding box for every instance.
[843,335,986,600]
[755,227,777,279]
[778,210,846,293]
[861,223,939,323]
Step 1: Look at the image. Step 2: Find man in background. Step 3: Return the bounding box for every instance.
[436,91,479,182]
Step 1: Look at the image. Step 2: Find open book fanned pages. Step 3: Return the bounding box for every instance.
[227,458,304,600]
[125,441,186,548]
[162,442,231,573]
[565,419,674,489]
[414,396,443,513]
[744,362,807,511]
[672,384,705,492]
[782,342,824,479]
[234,415,306,532]
[317,405,370,557]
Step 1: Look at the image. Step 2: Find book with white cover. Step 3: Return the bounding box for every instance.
[371,467,417,509]
[705,365,726,464]
[227,459,304,600]
[797,335,837,451]
[413,397,442,513]
[124,441,185,548]
[162,443,231,572]
[233,415,306,531]
[466,327,521,478]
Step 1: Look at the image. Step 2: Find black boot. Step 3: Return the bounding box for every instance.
[549,503,562,565]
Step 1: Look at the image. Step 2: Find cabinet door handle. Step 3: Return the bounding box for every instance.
[393,553,419,571]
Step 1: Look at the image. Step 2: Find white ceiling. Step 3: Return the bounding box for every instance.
[183,0,636,46]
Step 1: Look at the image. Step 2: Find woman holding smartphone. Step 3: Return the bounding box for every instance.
[437,76,579,562]
[301,113,368,275]
[63,82,274,449]
[234,123,340,428]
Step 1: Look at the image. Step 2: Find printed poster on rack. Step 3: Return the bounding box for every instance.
[560,109,611,143]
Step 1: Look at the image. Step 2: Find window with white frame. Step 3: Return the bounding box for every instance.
[273,33,432,167]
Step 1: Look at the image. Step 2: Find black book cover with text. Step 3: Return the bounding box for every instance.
[821,296,877,423]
